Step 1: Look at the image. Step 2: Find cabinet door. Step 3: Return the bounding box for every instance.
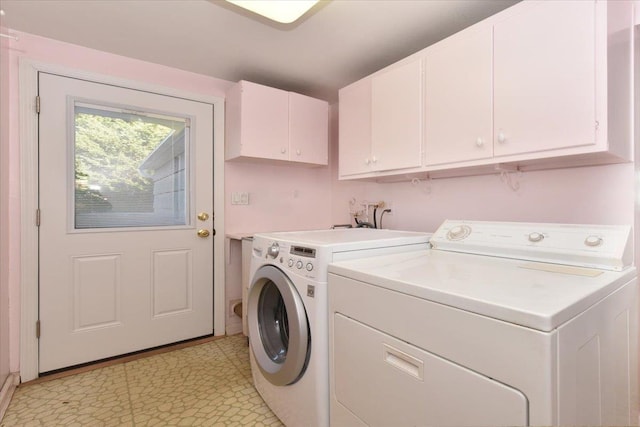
[339,79,372,176]
[289,93,328,165]
[371,59,423,172]
[425,27,493,165]
[239,81,289,161]
[493,0,596,157]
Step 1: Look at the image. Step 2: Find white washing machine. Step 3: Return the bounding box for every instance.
[247,228,431,427]
[328,220,638,427]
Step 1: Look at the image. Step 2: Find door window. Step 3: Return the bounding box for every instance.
[73,102,190,229]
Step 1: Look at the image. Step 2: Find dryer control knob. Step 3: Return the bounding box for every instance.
[528,232,544,243]
[585,235,603,247]
[447,225,471,240]
[296,260,303,269]
[306,263,313,272]
[287,259,294,267]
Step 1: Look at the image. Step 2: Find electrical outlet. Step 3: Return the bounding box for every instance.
[231,192,250,205]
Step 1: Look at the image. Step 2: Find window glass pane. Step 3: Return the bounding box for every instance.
[74,103,189,229]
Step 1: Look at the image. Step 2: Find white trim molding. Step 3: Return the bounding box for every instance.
[0,372,20,421]
[19,59,226,381]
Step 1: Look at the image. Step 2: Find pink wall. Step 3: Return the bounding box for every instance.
[225,160,333,234]
[338,163,635,233]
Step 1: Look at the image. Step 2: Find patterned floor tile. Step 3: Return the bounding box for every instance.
[1,336,283,427]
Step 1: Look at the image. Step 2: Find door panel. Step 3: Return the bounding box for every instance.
[38,72,214,372]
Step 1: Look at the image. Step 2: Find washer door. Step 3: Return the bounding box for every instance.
[248,265,310,386]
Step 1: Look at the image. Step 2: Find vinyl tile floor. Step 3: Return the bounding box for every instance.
[1,335,284,426]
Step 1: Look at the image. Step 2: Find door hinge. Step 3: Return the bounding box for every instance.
[36,320,41,339]
[35,96,41,114]
[36,209,41,227]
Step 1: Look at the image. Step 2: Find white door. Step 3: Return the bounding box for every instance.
[38,72,215,373]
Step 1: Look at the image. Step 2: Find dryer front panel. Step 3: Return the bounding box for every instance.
[248,265,310,386]
[333,313,528,427]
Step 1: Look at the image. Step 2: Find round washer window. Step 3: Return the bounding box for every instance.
[248,265,310,386]
[258,281,290,364]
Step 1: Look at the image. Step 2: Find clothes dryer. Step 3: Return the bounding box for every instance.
[328,220,638,426]
[247,228,431,427]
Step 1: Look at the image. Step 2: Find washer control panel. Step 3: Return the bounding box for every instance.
[430,220,632,271]
[265,243,318,279]
[253,238,325,280]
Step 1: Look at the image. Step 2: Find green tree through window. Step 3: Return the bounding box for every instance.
[74,112,174,214]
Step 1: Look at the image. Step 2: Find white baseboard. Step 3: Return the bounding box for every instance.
[226,321,243,336]
[0,372,20,422]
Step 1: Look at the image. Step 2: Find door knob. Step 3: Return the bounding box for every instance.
[197,229,210,238]
[197,212,209,221]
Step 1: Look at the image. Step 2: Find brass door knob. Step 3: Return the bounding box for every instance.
[197,212,209,221]
[197,229,210,238]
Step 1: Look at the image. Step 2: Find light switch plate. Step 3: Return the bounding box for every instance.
[231,192,250,205]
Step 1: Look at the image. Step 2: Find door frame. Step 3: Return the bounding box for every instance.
[19,59,226,382]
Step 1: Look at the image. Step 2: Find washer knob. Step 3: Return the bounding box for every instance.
[267,243,280,258]
[585,235,603,247]
[528,232,544,243]
[306,263,314,272]
[287,259,294,267]
[296,260,303,269]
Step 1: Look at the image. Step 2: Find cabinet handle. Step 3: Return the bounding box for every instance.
[365,158,371,165]
[296,149,301,156]
[281,148,287,154]
[371,156,378,164]
[498,132,506,144]
[475,137,484,148]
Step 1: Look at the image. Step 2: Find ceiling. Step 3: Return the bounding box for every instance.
[0,0,518,103]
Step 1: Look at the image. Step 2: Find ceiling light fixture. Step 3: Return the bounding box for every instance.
[225,0,320,24]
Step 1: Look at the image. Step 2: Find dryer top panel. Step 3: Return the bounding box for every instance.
[328,249,637,332]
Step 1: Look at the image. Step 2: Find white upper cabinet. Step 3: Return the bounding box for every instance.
[424,26,493,166]
[289,92,329,165]
[339,59,423,178]
[371,59,423,172]
[493,0,596,157]
[338,78,372,176]
[338,0,633,180]
[226,80,328,166]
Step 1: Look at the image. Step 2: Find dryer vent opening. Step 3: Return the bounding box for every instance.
[232,301,243,318]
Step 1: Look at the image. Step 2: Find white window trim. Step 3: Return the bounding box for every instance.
[19,59,226,382]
